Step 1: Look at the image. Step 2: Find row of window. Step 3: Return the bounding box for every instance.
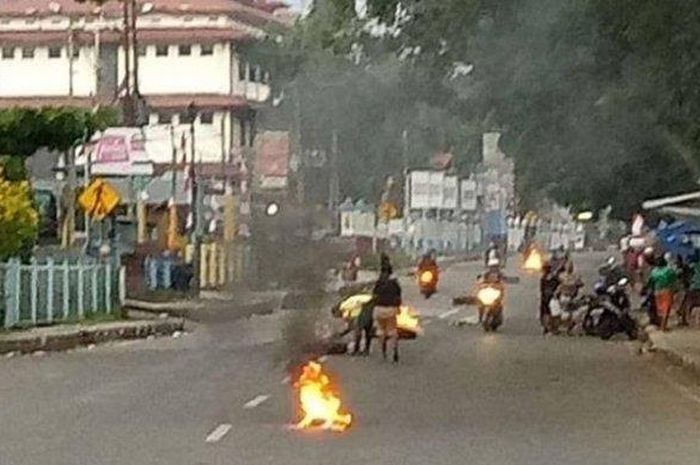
[143,43,215,57]
[1,46,79,60]
[238,61,270,84]
[0,15,224,26]
[151,112,254,147]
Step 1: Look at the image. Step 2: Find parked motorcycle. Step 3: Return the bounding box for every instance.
[582,277,637,340]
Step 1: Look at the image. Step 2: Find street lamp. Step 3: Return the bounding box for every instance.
[265,202,280,217]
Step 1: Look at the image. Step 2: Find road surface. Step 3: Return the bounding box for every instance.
[2,254,700,465]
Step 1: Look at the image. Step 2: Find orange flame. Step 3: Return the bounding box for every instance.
[523,248,543,271]
[397,305,422,334]
[294,361,352,432]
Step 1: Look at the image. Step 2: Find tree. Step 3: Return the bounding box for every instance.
[0,175,38,260]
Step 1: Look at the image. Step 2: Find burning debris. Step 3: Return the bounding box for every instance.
[523,248,544,272]
[292,361,353,432]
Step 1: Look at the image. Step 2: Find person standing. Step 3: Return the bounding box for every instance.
[540,261,559,334]
[648,257,678,331]
[372,260,402,363]
[679,252,700,326]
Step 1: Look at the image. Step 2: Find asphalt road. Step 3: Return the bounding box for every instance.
[2,254,700,465]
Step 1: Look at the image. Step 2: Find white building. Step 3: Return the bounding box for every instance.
[0,0,291,173]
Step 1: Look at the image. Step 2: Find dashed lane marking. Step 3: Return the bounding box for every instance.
[205,424,232,443]
[243,395,270,409]
[438,309,460,320]
[281,376,291,385]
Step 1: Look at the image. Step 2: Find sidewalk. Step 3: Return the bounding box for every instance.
[647,327,700,377]
[0,316,184,355]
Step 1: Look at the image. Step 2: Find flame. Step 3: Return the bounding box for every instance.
[523,248,543,271]
[477,287,502,306]
[397,305,422,334]
[419,270,434,285]
[294,362,353,432]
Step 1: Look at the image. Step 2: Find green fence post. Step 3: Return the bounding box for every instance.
[77,261,84,319]
[30,257,38,325]
[91,264,98,315]
[4,259,20,328]
[62,260,70,320]
[105,261,112,314]
[46,258,54,324]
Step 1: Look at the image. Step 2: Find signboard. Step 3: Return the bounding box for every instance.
[461,179,477,211]
[78,179,121,220]
[89,129,152,176]
[485,184,501,211]
[409,170,444,209]
[442,175,458,209]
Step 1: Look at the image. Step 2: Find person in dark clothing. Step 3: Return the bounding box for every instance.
[373,262,402,363]
[540,261,559,334]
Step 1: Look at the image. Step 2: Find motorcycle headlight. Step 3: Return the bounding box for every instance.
[477,287,502,306]
[419,270,434,284]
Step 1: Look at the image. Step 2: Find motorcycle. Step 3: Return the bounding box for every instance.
[582,276,637,340]
[476,282,505,332]
[417,267,439,299]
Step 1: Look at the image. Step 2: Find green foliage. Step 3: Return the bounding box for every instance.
[0,177,39,261]
[0,106,118,157]
[259,0,700,218]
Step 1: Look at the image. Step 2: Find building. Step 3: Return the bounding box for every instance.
[0,0,291,175]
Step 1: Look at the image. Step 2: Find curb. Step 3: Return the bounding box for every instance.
[123,298,202,318]
[0,318,185,355]
[646,329,700,379]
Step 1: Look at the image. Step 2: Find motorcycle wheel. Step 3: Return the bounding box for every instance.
[598,313,617,340]
[583,313,597,336]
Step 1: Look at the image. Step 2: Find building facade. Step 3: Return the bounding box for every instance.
[0,0,290,171]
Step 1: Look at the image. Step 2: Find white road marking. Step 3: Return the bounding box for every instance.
[243,395,270,409]
[438,309,460,320]
[205,423,232,443]
[281,376,291,385]
[318,355,328,363]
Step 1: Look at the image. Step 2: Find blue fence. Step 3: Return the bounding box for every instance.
[1,258,123,329]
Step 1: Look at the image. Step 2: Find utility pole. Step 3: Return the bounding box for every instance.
[130,0,139,97]
[328,130,340,213]
[67,18,74,96]
[188,103,201,295]
[167,125,178,251]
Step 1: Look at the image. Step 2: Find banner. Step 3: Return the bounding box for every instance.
[409,170,444,209]
[442,175,458,209]
[460,179,477,211]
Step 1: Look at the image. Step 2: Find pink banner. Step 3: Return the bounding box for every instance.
[95,136,129,163]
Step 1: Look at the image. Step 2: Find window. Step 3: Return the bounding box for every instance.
[239,119,246,147]
[137,45,147,57]
[71,47,80,59]
[158,112,174,124]
[156,45,169,57]
[248,65,257,82]
[178,44,191,56]
[238,61,246,81]
[2,47,14,60]
[21,47,35,59]
[200,44,214,56]
[184,16,194,22]
[200,112,214,125]
[48,46,62,58]
[25,18,36,25]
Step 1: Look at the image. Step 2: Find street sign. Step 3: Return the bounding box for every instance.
[78,179,121,220]
[379,202,398,223]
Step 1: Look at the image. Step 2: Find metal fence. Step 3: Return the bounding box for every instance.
[1,258,125,329]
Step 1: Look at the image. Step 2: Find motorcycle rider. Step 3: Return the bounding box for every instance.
[372,259,402,363]
[477,258,504,323]
[418,249,438,270]
[485,241,501,268]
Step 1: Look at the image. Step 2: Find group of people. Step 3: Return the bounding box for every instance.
[336,253,403,363]
[538,247,581,334]
[640,249,700,331]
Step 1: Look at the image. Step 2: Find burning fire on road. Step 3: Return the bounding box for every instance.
[523,248,543,272]
[292,361,353,432]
